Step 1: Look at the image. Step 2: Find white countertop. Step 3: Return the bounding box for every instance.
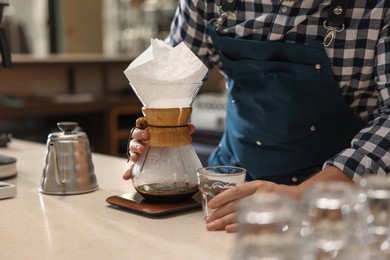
[0,140,235,260]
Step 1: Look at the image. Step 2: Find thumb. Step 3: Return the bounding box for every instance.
[188,124,196,134]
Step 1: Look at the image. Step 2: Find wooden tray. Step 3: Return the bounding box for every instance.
[106,192,202,216]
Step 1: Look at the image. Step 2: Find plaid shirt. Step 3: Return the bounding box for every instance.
[167,0,390,181]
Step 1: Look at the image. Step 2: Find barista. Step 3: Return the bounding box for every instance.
[124,0,390,232]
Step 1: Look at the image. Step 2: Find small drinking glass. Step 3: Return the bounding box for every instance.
[196,166,246,220]
[232,192,300,260]
[360,175,390,255]
[299,182,372,260]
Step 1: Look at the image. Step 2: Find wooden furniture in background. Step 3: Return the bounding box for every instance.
[107,104,142,157]
[0,54,143,156]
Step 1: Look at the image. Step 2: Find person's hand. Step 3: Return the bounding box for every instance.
[122,118,196,180]
[204,180,301,233]
[122,125,149,180]
[204,166,353,233]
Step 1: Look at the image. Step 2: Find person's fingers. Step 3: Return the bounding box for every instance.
[208,181,275,209]
[123,163,135,180]
[124,118,149,180]
[188,124,196,134]
[128,152,139,162]
[127,139,146,162]
[205,201,239,232]
[206,200,237,223]
[208,184,254,209]
[206,212,236,231]
[129,139,145,154]
[131,128,149,140]
[225,223,239,233]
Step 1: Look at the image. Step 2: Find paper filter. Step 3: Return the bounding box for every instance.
[124,39,208,108]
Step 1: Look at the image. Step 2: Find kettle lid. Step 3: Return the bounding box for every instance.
[49,122,87,140]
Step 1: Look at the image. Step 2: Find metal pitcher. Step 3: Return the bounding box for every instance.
[40,122,98,195]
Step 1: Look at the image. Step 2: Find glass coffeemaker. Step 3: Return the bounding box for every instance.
[130,82,203,202]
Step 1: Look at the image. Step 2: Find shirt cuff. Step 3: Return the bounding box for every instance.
[323,148,384,183]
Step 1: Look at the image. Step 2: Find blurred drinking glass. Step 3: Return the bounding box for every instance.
[299,182,373,260]
[360,175,390,256]
[232,192,300,260]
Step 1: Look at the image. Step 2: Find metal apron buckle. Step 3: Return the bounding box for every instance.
[209,6,235,31]
[322,21,345,47]
[208,0,237,31]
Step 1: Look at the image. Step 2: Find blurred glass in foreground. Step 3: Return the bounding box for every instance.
[233,192,300,260]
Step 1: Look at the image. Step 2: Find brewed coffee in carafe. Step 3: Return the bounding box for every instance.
[131,82,203,202]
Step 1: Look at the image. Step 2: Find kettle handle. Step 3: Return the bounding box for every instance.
[49,143,65,185]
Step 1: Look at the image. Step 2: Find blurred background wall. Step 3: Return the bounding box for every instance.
[0,0,225,159]
[3,0,178,56]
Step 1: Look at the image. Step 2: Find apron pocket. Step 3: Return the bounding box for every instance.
[226,59,321,144]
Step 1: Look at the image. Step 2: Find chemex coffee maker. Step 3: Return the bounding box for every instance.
[131,82,203,202]
[106,40,208,214]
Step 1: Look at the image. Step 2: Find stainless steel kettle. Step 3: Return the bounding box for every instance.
[40,122,98,195]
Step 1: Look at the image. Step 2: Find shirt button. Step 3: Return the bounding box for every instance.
[292,177,298,182]
[310,125,316,132]
[280,6,289,14]
[315,64,321,70]
[232,99,236,104]
[256,140,262,146]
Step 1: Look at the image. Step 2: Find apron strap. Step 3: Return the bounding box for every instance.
[323,0,350,47]
[327,0,350,28]
[220,0,238,12]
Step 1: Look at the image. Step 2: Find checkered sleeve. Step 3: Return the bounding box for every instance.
[166,0,217,69]
[324,9,390,181]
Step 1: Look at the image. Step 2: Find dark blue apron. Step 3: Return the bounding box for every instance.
[207,24,365,185]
